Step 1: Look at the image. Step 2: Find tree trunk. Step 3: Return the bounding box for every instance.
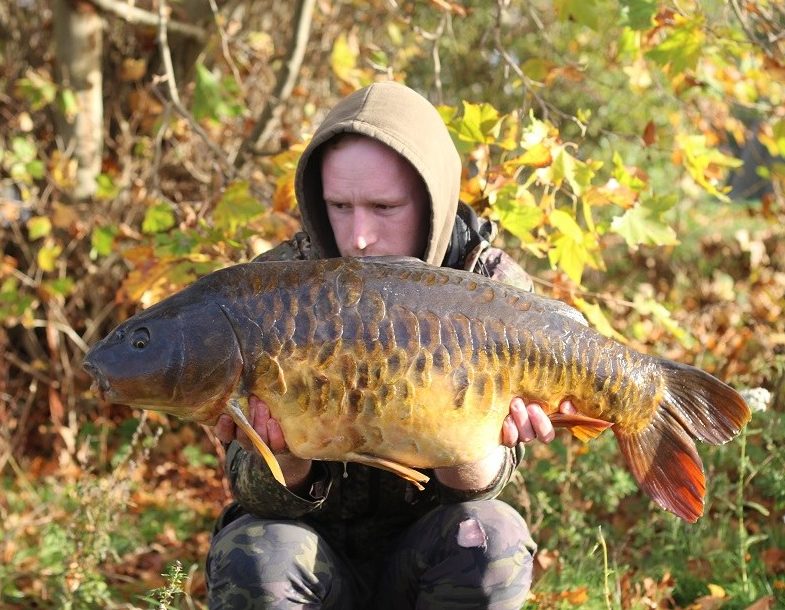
[53,0,104,201]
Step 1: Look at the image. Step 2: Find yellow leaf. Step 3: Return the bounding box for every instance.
[707,583,726,598]
[272,173,296,212]
[331,32,359,86]
[37,243,62,272]
[574,298,626,342]
[515,143,553,168]
[27,216,51,240]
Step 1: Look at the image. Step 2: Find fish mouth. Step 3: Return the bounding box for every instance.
[83,360,112,400]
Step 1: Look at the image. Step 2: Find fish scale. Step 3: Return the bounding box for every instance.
[83,256,751,522]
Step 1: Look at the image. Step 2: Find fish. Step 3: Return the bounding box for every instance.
[82,256,751,522]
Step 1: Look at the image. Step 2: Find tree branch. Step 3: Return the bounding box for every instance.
[155,0,232,177]
[87,0,207,42]
[232,0,316,167]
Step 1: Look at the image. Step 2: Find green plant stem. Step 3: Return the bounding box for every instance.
[738,426,748,595]
[598,526,612,610]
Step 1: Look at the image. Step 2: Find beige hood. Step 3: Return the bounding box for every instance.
[294,81,462,265]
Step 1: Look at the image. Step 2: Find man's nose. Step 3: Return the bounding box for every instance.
[352,209,376,251]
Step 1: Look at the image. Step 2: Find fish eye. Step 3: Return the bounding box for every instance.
[131,328,150,350]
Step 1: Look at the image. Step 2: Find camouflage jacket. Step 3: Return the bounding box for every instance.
[225,225,533,558]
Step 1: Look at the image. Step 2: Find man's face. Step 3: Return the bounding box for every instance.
[321,136,430,258]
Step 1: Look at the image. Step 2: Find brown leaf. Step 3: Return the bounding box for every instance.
[643,120,657,146]
[762,547,785,574]
[120,58,147,82]
[745,596,774,610]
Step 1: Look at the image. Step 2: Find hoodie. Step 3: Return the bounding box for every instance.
[294,81,462,266]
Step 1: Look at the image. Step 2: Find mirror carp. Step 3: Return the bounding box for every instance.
[83,256,751,522]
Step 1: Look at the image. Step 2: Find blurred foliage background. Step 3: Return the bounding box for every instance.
[1,0,784,608]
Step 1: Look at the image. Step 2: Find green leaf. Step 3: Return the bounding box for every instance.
[27,216,51,240]
[182,445,219,468]
[58,88,78,122]
[573,298,626,342]
[43,277,75,297]
[632,295,696,348]
[455,101,501,145]
[549,209,584,242]
[213,181,264,235]
[14,69,57,111]
[620,0,657,30]
[551,148,596,196]
[26,160,45,180]
[142,202,176,235]
[153,230,201,257]
[610,202,679,249]
[96,173,120,200]
[192,63,244,122]
[0,279,35,321]
[676,134,742,201]
[771,119,785,157]
[554,0,600,29]
[491,185,543,241]
[548,234,589,284]
[11,137,37,163]
[91,225,118,258]
[645,19,705,74]
[436,104,458,125]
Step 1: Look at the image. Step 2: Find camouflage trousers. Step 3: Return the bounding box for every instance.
[206,499,536,609]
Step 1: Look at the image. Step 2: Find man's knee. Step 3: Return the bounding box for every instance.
[206,514,346,609]
[378,499,536,609]
[432,499,537,561]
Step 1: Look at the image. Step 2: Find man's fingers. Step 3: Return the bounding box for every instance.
[214,414,236,444]
[501,414,518,447]
[527,404,555,443]
[266,419,288,453]
[559,399,577,415]
[510,397,535,443]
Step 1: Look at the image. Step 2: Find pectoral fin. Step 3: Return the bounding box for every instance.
[345,452,430,490]
[549,412,614,442]
[226,399,287,487]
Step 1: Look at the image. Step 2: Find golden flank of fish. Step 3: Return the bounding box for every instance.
[83,257,751,522]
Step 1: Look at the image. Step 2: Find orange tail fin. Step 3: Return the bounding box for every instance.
[615,360,751,523]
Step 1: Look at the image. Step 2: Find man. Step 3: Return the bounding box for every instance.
[207,81,574,609]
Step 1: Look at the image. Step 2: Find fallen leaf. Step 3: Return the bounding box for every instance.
[761,547,785,574]
[744,595,774,610]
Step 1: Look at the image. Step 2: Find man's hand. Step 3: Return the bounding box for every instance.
[215,395,313,490]
[501,397,577,447]
[435,397,577,491]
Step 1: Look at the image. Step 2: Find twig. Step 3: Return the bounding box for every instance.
[87,0,207,42]
[154,0,233,177]
[157,0,181,107]
[737,426,750,594]
[29,319,89,353]
[598,526,613,610]
[151,104,173,196]
[5,352,57,387]
[208,0,244,91]
[416,15,449,105]
[232,0,317,166]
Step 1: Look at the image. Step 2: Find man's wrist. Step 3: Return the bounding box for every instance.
[277,454,314,493]
[433,445,508,491]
